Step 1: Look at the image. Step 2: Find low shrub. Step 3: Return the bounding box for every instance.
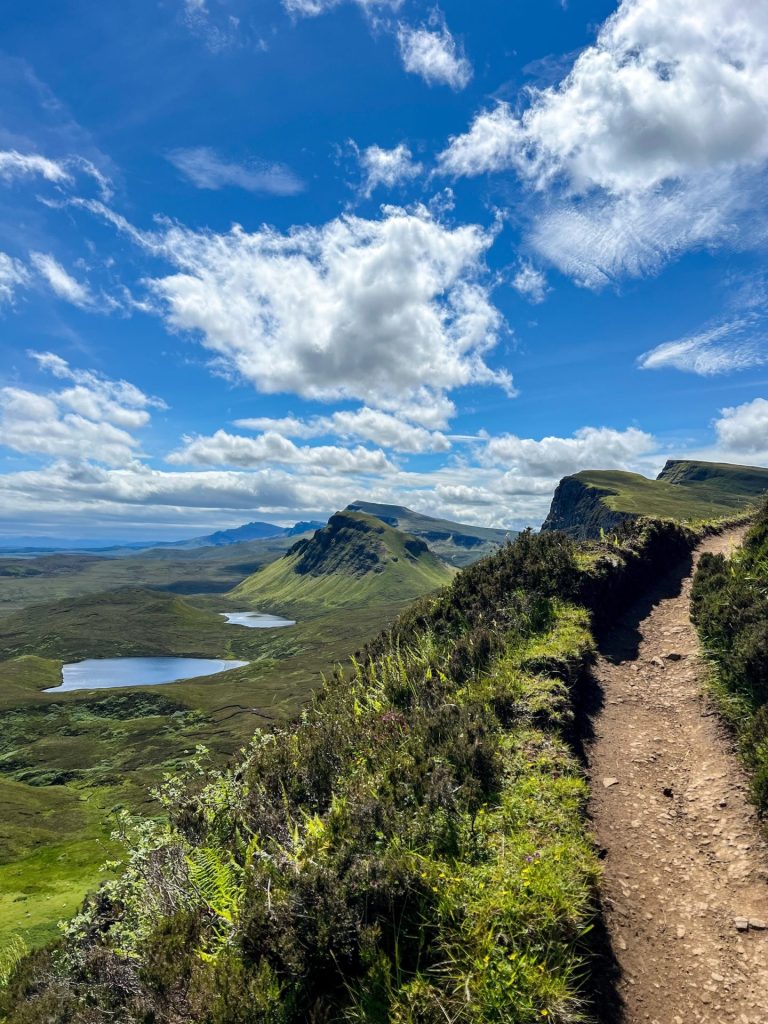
[1,520,694,1023]
[692,499,768,811]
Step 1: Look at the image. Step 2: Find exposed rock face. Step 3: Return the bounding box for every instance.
[541,476,637,540]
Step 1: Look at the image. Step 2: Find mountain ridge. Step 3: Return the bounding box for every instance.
[345,500,515,566]
[542,459,768,538]
[232,510,455,611]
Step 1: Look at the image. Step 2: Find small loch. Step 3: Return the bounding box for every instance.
[221,611,296,629]
[45,656,249,693]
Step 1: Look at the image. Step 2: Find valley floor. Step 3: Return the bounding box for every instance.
[588,528,768,1023]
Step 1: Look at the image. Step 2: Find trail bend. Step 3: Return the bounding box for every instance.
[588,528,768,1024]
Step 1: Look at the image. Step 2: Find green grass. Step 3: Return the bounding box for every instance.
[0,519,453,951]
[574,460,768,523]
[0,779,122,950]
[345,500,516,567]
[233,511,455,613]
[691,500,768,811]
[0,534,300,619]
[1,530,602,1023]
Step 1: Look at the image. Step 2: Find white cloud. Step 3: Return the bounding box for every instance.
[323,407,450,452]
[0,390,140,466]
[0,253,29,304]
[714,398,768,454]
[145,205,510,418]
[0,150,72,186]
[483,425,657,478]
[638,317,767,376]
[0,149,111,199]
[438,105,520,178]
[398,21,472,90]
[0,353,164,466]
[29,252,95,308]
[167,428,395,473]
[356,143,422,196]
[511,262,548,304]
[167,147,304,195]
[283,0,401,18]
[181,0,242,52]
[438,0,768,283]
[235,406,451,452]
[0,460,340,516]
[233,415,316,438]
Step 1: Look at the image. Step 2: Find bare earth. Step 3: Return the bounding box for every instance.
[588,528,768,1024]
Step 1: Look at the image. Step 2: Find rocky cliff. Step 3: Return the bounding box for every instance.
[541,475,637,539]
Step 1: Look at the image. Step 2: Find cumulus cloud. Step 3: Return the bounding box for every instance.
[145,205,510,418]
[235,406,451,453]
[638,317,768,376]
[714,398,768,455]
[511,262,548,304]
[439,0,768,284]
[30,252,95,308]
[398,21,472,90]
[167,146,304,195]
[356,143,422,196]
[167,428,395,473]
[0,459,340,516]
[483,425,657,478]
[0,353,164,466]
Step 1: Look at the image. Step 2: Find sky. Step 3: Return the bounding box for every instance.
[0,0,767,541]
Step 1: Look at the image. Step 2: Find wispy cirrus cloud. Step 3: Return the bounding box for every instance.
[638,317,768,376]
[0,147,112,200]
[167,146,304,195]
[282,0,401,18]
[0,253,29,305]
[29,252,96,309]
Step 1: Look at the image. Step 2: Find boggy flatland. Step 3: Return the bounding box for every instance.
[588,528,768,1024]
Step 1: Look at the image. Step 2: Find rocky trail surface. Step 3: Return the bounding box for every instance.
[588,528,768,1023]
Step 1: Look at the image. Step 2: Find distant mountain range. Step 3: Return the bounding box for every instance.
[0,503,513,563]
[0,519,326,554]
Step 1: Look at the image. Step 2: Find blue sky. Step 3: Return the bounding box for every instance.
[0,0,767,540]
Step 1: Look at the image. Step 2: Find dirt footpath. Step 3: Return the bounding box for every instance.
[588,528,768,1023]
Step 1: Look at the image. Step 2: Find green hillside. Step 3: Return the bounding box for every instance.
[345,500,515,566]
[578,460,768,521]
[233,510,456,612]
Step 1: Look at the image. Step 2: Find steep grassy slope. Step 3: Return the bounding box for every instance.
[346,500,515,566]
[543,460,768,538]
[1,518,704,1023]
[692,500,768,811]
[233,510,456,612]
[0,519,452,951]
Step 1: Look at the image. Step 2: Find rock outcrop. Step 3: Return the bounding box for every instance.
[541,476,637,540]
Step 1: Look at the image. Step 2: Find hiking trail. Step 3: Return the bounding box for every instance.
[588,528,768,1023]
